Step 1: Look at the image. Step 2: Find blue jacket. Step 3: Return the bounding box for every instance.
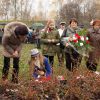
[33,57,52,78]
[27,31,32,38]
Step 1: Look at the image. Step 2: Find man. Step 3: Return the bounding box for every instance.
[33,28,41,49]
[57,22,66,67]
[2,21,28,84]
[58,22,66,37]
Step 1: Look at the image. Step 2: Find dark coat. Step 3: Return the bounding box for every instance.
[87,28,100,63]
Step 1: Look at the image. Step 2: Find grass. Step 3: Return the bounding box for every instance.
[0,43,100,81]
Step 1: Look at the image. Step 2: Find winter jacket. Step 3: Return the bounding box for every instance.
[2,21,28,57]
[41,29,60,56]
[87,28,100,63]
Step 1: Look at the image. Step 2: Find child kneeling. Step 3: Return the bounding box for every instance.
[29,49,52,82]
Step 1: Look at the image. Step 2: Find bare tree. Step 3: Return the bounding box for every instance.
[19,0,33,20]
[0,0,11,20]
[59,2,82,23]
[59,0,100,26]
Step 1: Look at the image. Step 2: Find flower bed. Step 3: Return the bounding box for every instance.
[0,70,100,100]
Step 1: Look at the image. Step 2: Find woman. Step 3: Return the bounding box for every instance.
[2,21,28,84]
[29,49,52,81]
[61,18,82,71]
[86,20,100,71]
[41,20,60,67]
[33,28,41,49]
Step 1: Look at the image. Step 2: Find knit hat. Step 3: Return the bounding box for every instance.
[31,49,40,57]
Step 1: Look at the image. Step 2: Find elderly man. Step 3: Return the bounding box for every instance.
[57,22,66,67]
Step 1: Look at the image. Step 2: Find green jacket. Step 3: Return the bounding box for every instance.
[41,29,60,56]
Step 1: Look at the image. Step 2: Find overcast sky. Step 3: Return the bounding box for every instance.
[31,0,67,18]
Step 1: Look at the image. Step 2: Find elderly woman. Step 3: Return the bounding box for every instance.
[86,20,100,71]
[61,18,82,71]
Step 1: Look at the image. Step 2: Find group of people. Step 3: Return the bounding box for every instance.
[27,28,41,49]
[1,18,100,84]
[41,18,100,72]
